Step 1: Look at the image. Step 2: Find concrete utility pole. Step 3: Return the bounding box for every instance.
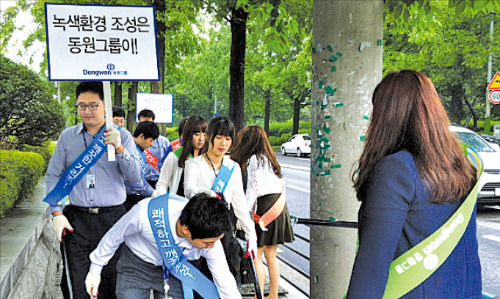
[486,12,495,119]
[310,1,383,298]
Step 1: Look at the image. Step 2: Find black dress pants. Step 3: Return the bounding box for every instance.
[61,205,126,299]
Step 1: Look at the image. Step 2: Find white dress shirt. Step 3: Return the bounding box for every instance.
[89,195,241,299]
[184,155,257,242]
[154,151,184,197]
[246,155,284,212]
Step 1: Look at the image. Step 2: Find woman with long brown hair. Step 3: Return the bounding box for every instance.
[231,125,294,299]
[154,116,207,197]
[347,70,481,298]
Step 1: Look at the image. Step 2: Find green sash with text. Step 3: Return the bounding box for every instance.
[381,146,483,298]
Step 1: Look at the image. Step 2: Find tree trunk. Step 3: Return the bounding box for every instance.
[127,81,138,130]
[464,96,478,131]
[311,1,383,297]
[293,96,300,135]
[449,84,465,124]
[114,82,122,107]
[229,6,248,132]
[264,89,271,136]
[153,0,166,93]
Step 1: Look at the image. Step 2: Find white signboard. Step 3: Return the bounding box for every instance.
[45,3,160,81]
[136,93,173,124]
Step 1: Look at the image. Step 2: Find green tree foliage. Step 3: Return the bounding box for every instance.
[0,55,64,149]
[165,26,231,120]
[244,0,312,132]
[384,0,500,126]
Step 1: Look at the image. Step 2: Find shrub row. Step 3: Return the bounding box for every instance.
[21,140,56,174]
[269,121,311,146]
[164,120,311,147]
[268,120,311,137]
[0,150,45,217]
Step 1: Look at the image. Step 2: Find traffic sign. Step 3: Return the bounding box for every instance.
[489,89,500,104]
[488,72,500,90]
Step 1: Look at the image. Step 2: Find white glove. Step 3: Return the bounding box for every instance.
[235,219,243,230]
[85,272,101,298]
[52,215,73,243]
[151,190,159,198]
[246,238,258,259]
[104,128,121,149]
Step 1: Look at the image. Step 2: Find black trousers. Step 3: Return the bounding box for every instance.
[61,205,126,299]
[124,194,146,211]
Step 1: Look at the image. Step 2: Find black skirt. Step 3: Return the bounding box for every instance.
[255,193,295,247]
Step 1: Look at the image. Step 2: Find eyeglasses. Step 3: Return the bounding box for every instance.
[76,102,103,111]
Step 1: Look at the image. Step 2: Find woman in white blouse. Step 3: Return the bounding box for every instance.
[154,116,207,197]
[231,125,294,299]
[184,116,257,283]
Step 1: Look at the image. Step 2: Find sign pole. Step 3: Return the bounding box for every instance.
[103,81,115,161]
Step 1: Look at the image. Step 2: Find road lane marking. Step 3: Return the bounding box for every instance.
[281,163,309,171]
[482,235,500,243]
[477,221,500,231]
[288,185,310,193]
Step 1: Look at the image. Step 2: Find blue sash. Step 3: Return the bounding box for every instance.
[211,161,235,194]
[148,194,220,299]
[136,144,147,176]
[43,125,121,206]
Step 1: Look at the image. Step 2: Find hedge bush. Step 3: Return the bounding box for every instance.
[167,132,180,141]
[166,127,178,135]
[269,136,285,147]
[22,140,56,174]
[161,120,311,146]
[268,120,311,137]
[0,150,45,217]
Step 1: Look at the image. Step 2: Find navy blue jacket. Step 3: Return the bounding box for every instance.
[347,151,481,298]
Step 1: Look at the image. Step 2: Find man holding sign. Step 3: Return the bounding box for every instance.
[45,81,142,298]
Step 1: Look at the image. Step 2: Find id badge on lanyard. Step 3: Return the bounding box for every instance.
[86,171,96,189]
[163,267,172,299]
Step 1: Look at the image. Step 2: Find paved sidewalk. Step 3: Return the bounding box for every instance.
[1,176,302,298]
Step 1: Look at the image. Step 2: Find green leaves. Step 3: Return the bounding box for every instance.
[384,0,499,123]
[0,55,64,148]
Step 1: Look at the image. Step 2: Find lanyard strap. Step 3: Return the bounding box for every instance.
[205,153,220,176]
[44,125,121,206]
[148,194,219,299]
[382,147,483,298]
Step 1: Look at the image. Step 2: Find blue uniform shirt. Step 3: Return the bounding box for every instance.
[125,146,155,197]
[144,135,170,181]
[46,123,143,213]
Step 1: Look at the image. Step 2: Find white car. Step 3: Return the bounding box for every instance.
[450,125,500,206]
[281,134,311,157]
